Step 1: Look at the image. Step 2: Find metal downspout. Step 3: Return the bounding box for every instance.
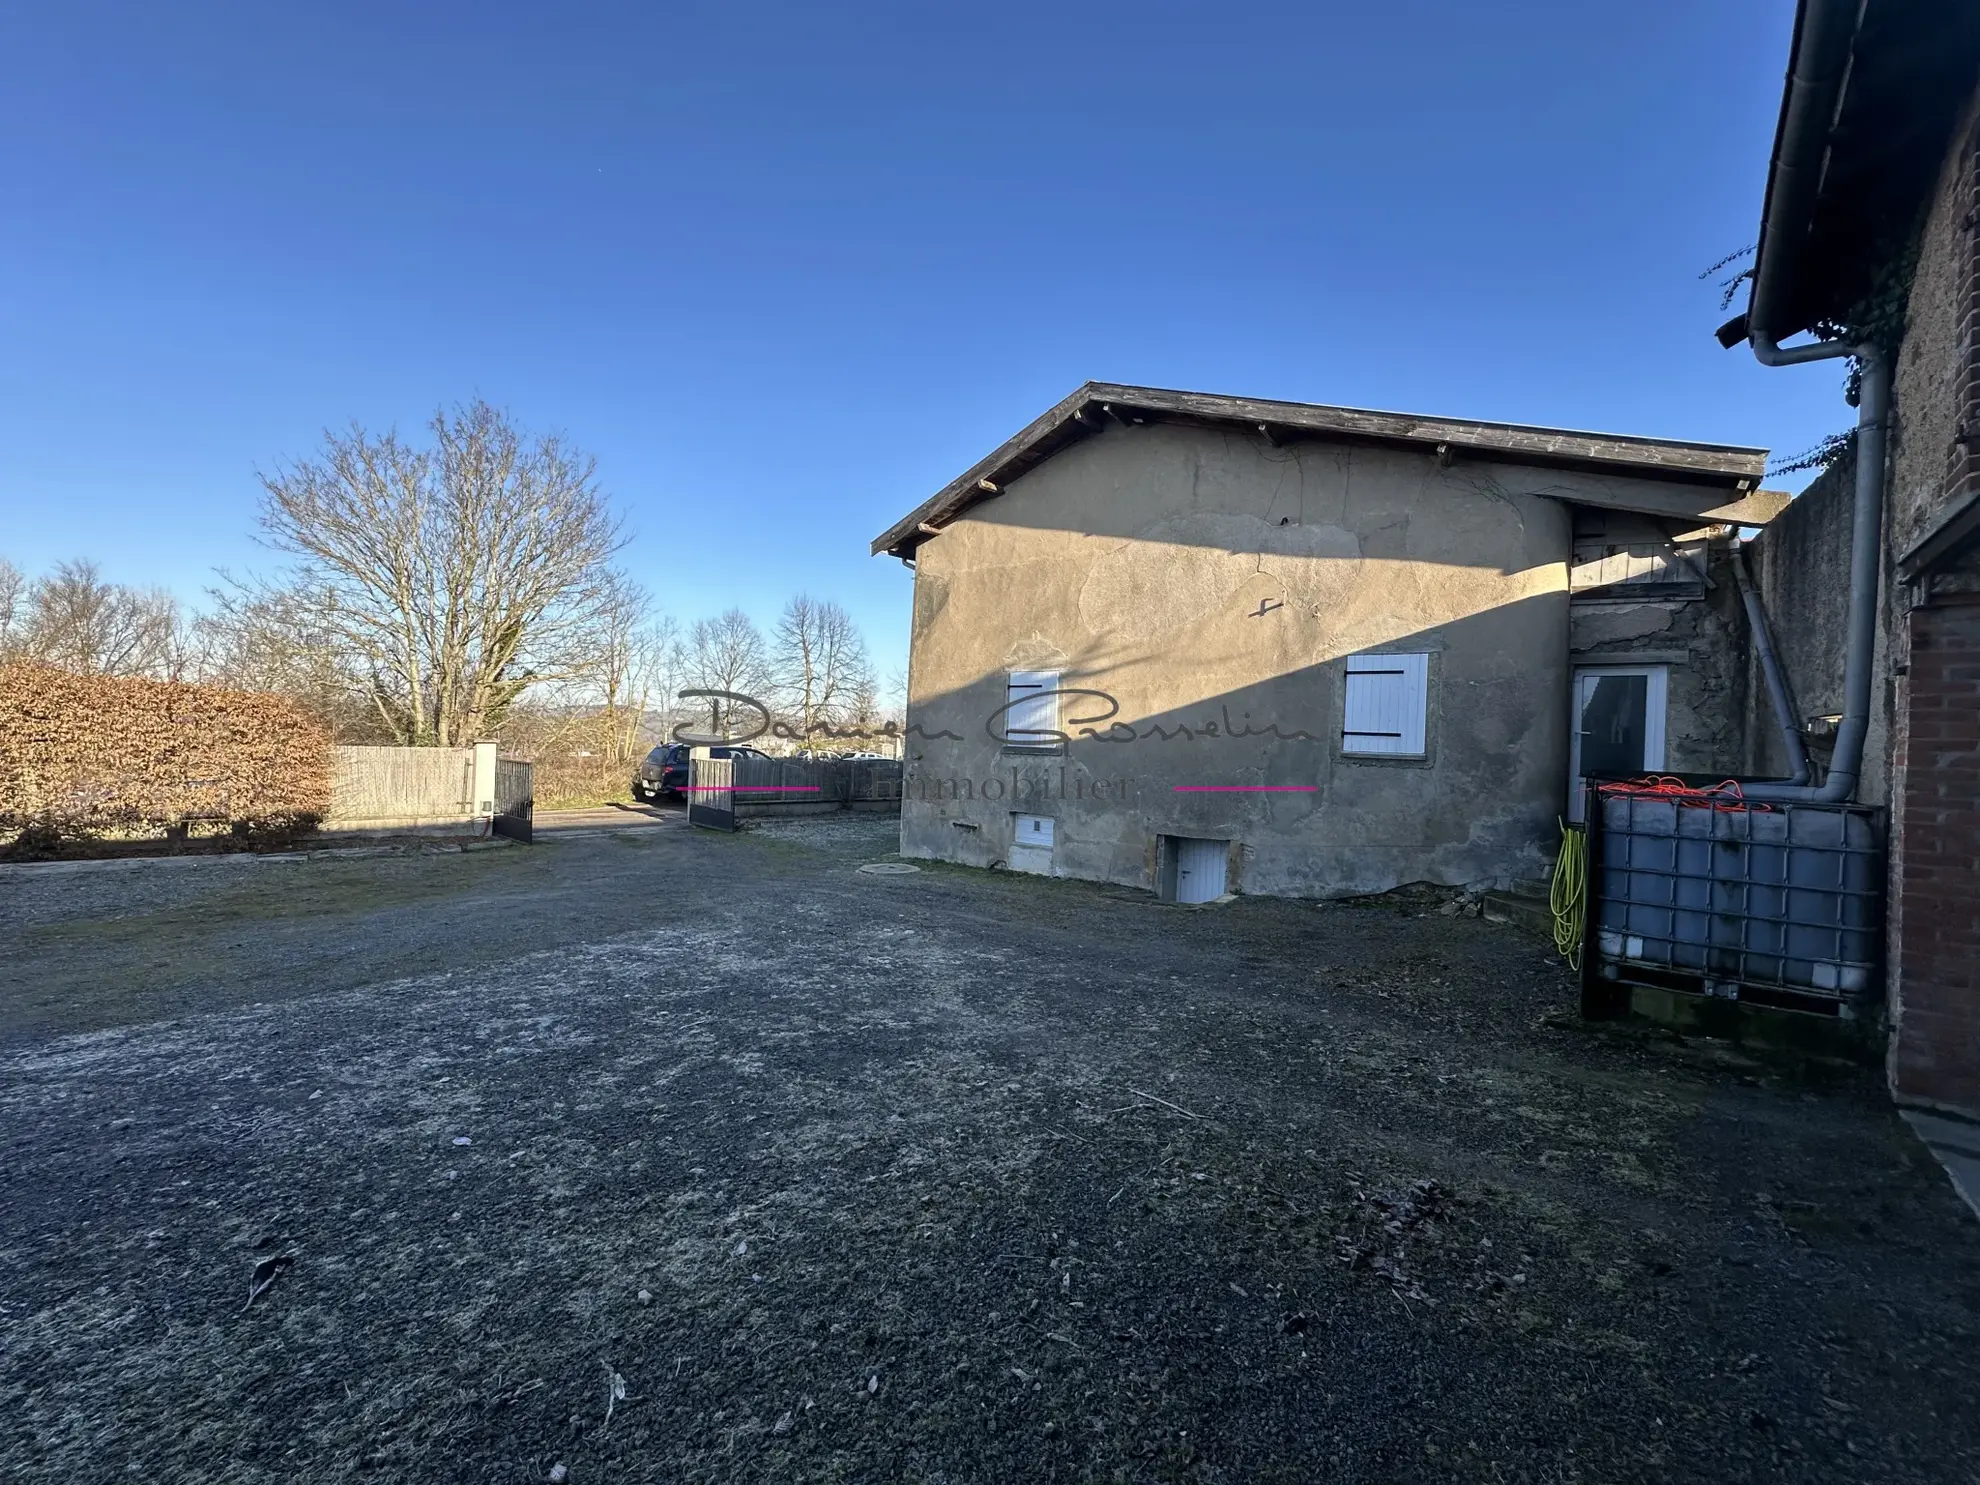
[1736,336,1888,805]
[1731,540,1812,785]
[1730,0,1887,805]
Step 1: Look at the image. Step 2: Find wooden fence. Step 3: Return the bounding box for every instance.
[330,747,474,825]
[327,743,532,836]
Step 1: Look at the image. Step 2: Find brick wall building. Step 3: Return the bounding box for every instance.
[1887,94,1980,1116]
[1732,0,1980,1118]
[1891,598,1980,1109]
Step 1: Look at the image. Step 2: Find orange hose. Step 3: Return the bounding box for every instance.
[1598,776,1772,813]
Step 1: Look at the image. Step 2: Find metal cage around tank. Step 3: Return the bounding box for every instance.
[1582,785,1884,1018]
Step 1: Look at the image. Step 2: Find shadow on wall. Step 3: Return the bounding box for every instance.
[897,592,1571,900]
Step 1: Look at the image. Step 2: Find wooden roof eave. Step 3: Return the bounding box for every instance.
[873,382,1770,558]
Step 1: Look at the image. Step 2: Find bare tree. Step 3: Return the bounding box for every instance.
[842,668,882,742]
[684,608,768,738]
[17,559,185,677]
[771,595,871,747]
[624,616,680,762]
[585,572,678,768]
[196,579,384,734]
[250,400,624,745]
[645,621,688,750]
[874,666,909,758]
[0,557,23,655]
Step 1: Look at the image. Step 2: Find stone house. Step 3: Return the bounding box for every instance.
[873,384,1781,902]
[1724,0,1980,1121]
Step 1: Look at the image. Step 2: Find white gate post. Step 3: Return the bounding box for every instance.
[472,741,498,827]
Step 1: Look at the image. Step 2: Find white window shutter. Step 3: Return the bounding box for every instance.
[1005,670,1060,747]
[1342,652,1429,756]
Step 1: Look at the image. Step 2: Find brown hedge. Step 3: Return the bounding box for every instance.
[0,663,332,838]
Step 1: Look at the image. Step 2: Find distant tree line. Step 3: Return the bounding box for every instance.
[2,401,902,790]
[0,557,192,680]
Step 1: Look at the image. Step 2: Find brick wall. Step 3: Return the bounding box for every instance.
[1887,86,1980,1116]
[1891,597,1980,1113]
[1944,133,1980,515]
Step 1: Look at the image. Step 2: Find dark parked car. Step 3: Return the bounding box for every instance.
[632,743,768,802]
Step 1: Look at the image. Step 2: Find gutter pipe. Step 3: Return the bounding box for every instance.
[1731,0,1888,805]
[1731,541,1813,786]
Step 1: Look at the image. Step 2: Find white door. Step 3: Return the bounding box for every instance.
[1175,838,1229,903]
[1568,666,1668,822]
[1010,813,1054,874]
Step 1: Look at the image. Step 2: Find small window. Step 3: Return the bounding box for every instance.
[1342,652,1429,757]
[1003,670,1061,751]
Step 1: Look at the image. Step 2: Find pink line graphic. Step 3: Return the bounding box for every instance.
[686,785,823,793]
[1172,785,1318,792]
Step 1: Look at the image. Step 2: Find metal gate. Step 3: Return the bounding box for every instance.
[492,757,533,843]
[1583,785,1883,1017]
[686,752,737,832]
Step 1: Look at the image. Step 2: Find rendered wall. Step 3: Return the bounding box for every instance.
[898,421,1740,898]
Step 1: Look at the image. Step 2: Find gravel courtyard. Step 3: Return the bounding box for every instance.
[1,815,1976,1484]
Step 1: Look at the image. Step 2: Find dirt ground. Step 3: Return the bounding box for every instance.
[1,814,1976,1484]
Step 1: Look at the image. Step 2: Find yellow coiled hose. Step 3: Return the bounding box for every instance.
[1550,821,1587,970]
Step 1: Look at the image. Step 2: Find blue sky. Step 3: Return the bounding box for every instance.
[1,1,1832,682]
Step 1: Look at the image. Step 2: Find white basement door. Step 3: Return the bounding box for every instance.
[1175,838,1229,904]
[1010,813,1055,875]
